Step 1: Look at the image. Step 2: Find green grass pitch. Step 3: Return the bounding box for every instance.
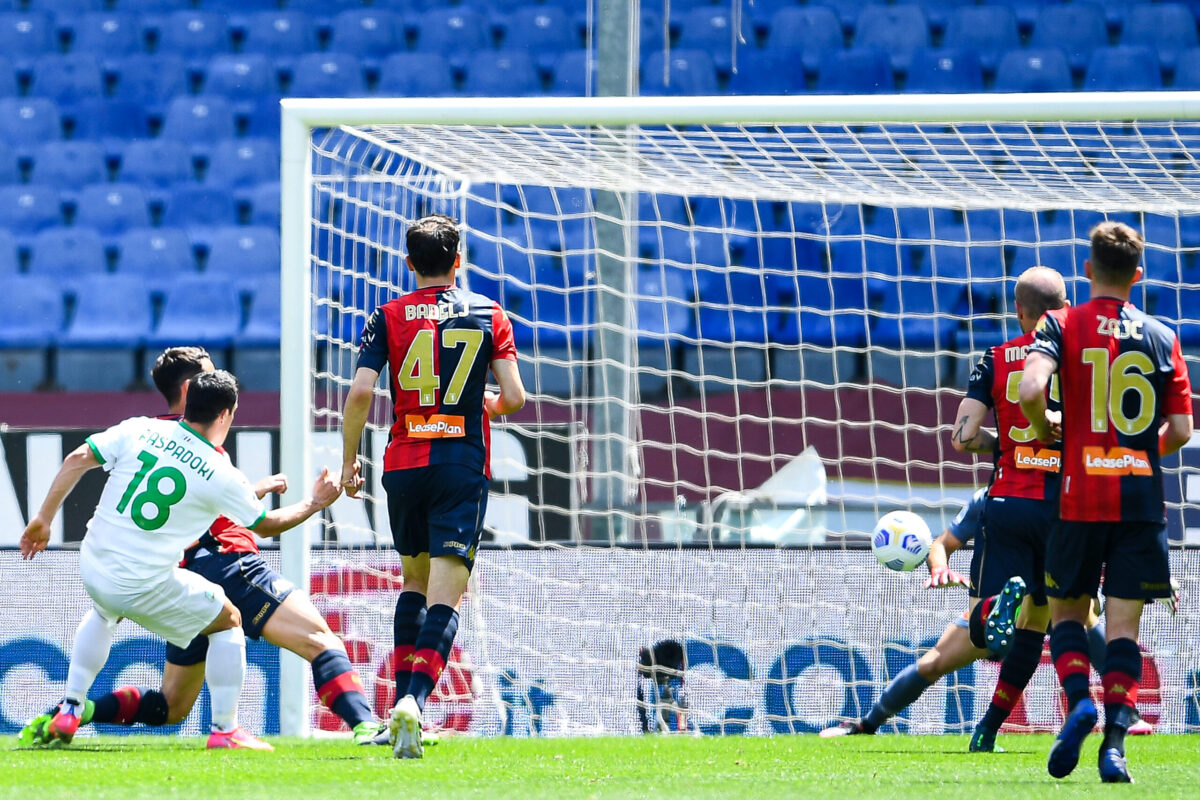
[4,734,1199,799]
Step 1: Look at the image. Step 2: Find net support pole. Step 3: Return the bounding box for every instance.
[278,106,314,738]
[589,0,638,541]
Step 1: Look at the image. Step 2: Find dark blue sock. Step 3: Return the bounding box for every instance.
[393,591,427,701]
[863,663,932,732]
[980,627,1045,730]
[1087,619,1108,671]
[311,649,374,728]
[407,604,460,712]
[1050,620,1092,711]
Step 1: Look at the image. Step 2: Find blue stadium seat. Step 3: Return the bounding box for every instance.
[162,185,238,243]
[694,270,772,344]
[236,277,280,347]
[499,5,576,72]
[68,12,143,65]
[0,228,17,274]
[28,0,105,11]
[205,137,278,190]
[853,5,929,73]
[115,226,195,279]
[676,6,752,74]
[819,0,872,33]
[108,54,188,116]
[27,54,103,113]
[869,276,964,349]
[74,182,150,236]
[1030,3,1108,74]
[193,0,278,14]
[119,138,193,188]
[642,49,719,96]
[941,6,1020,74]
[987,0,1065,33]
[746,0,805,32]
[377,52,455,97]
[763,7,843,75]
[634,265,692,342]
[775,274,869,348]
[0,12,54,69]
[411,7,492,69]
[329,9,402,62]
[0,275,63,347]
[1173,46,1200,88]
[30,140,106,188]
[0,98,61,152]
[237,10,316,64]
[817,47,893,93]
[280,0,362,17]
[287,52,366,97]
[160,95,237,153]
[0,150,14,185]
[59,274,152,348]
[116,0,189,12]
[204,225,279,276]
[993,48,1073,93]
[27,226,107,279]
[247,181,279,227]
[0,55,15,96]
[1084,46,1162,91]
[157,10,230,69]
[0,184,61,234]
[146,274,243,348]
[1122,4,1196,73]
[726,48,806,95]
[462,50,540,96]
[202,53,278,113]
[66,98,149,144]
[548,49,593,96]
[908,0,977,33]
[904,48,983,93]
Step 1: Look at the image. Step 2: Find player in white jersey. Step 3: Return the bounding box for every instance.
[20,371,342,750]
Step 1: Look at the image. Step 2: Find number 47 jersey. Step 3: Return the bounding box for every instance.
[83,417,266,585]
[357,284,518,478]
[1030,297,1193,522]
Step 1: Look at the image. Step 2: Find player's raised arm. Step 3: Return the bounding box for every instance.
[251,466,343,537]
[19,443,101,559]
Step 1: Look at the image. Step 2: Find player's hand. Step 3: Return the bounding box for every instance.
[311,466,343,508]
[484,391,500,420]
[924,565,970,589]
[1157,577,1182,615]
[340,459,364,498]
[254,473,289,499]
[1044,410,1063,442]
[19,516,51,560]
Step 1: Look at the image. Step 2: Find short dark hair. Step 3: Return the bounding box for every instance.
[184,370,240,425]
[152,346,212,407]
[405,214,460,277]
[1089,221,1143,285]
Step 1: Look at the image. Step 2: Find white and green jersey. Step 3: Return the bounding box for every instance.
[82,416,266,587]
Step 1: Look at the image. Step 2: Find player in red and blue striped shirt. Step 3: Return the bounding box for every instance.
[340,214,525,759]
[1020,221,1193,783]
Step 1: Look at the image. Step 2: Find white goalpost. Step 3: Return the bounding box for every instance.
[278,94,1200,738]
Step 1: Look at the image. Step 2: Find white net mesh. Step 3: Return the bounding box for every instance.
[297,118,1200,736]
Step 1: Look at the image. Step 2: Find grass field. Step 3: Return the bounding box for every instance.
[4,734,1200,799]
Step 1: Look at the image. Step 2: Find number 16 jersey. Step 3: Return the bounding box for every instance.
[357,284,518,478]
[83,416,266,587]
[1029,297,1192,522]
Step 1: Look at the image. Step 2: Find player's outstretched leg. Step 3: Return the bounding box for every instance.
[820,663,932,738]
[1047,620,1096,779]
[970,627,1045,752]
[983,577,1026,658]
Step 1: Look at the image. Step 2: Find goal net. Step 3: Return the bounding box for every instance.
[280,95,1200,738]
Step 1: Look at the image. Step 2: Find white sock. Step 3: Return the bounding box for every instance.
[64,608,116,707]
[205,626,246,733]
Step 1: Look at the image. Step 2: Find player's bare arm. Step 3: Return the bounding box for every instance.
[1159,413,1194,456]
[949,397,996,454]
[19,444,100,560]
[340,366,380,496]
[924,530,970,589]
[1018,350,1058,442]
[251,467,343,537]
[485,357,526,419]
[253,473,288,499]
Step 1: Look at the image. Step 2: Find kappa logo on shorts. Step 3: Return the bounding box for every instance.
[405,414,467,439]
[1014,446,1061,472]
[1082,447,1152,476]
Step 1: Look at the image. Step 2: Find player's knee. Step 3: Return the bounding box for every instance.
[915,650,944,680]
[304,630,343,662]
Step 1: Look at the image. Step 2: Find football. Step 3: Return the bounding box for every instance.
[872,511,933,572]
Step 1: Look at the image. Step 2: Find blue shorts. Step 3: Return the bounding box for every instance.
[164,549,295,666]
[970,495,1053,605]
[383,463,489,572]
[1046,520,1171,601]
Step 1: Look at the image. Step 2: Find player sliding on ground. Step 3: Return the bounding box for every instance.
[340,214,525,758]
[20,348,385,747]
[822,266,1067,740]
[19,371,342,750]
[1019,222,1192,783]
